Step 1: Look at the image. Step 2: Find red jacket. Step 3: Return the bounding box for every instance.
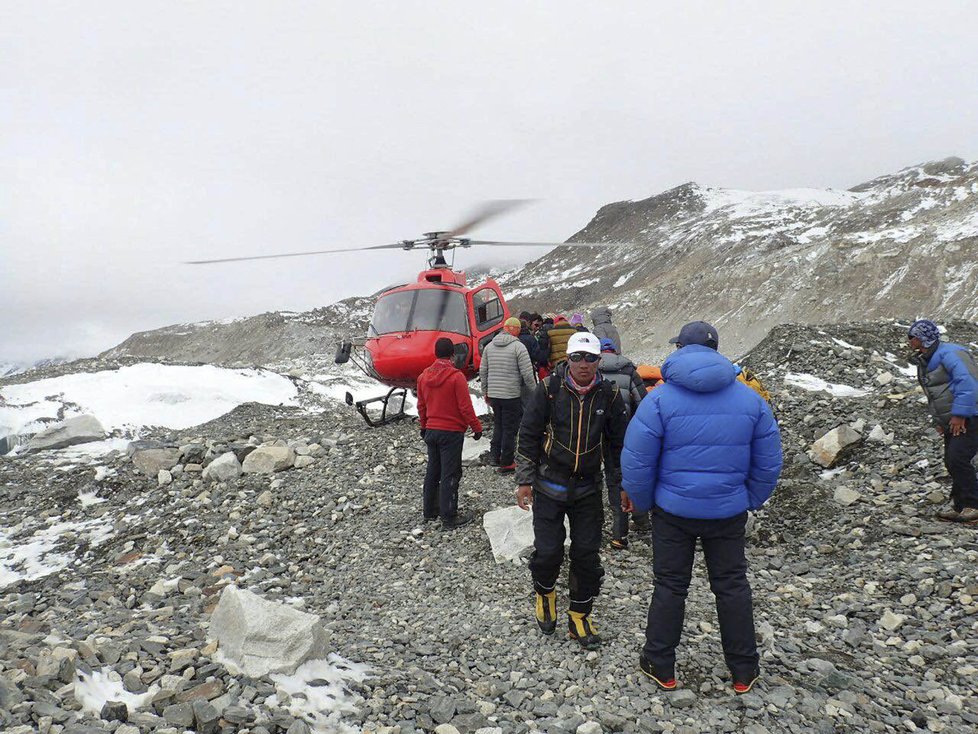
[417,359,483,434]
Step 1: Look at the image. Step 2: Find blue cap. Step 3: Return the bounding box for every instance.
[599,338,617,353]
[669,321,719,349]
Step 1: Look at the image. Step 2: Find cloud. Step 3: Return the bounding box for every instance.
[3,1,977,361]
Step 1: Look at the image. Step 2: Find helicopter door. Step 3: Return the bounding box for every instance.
[467,285,508,360]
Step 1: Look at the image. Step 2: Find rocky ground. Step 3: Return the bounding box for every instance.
[3,320,978,734]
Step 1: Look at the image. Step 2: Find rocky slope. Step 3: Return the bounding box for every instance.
[3,320,978,733]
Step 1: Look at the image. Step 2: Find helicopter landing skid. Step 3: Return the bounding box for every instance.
[345,387,409,428]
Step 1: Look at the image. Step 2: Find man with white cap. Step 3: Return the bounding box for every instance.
[515,331,629,649]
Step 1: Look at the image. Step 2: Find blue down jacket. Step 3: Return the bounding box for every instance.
[621,345,782,519]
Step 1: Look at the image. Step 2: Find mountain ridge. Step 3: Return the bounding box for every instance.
[98,156,977,367]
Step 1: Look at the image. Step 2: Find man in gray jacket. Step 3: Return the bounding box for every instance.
[481,317,536,474]
[591,307,622,354]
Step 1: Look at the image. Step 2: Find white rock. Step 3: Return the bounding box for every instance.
[434,726,461,734]
[461,437,485,467]
[158,469,173,486]
[868,425,895,444]
[203,452,243,482]
[833,486,861,506]
[850,418,867,434]
[242,446,296,474]
[132,448,181,476]
[577,723,603,734]
[209,586,329,677]
[26,415,105,452]
[294,455,317,469]
[880,609,907,632]
[256,490,274,507]
[875,371,895,386]
[483,505,535,563]
[809,425,863,468]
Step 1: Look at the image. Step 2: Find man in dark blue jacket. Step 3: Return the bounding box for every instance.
[909,319,978,523]
[622,321,782,694]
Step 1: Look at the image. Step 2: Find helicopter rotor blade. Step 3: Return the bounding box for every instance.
[466,240,626,248]
[441,199,533,239]
[184,243,408,265]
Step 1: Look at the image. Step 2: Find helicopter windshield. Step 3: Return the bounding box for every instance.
[369,289,470,336]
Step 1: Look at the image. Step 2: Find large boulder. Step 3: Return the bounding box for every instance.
[132,448,181,476]
[483,505,535,563]
[26,415,105,452]
[202,452,243,482]
[242,446,296,474]
[809,425,863,468]
[209,586,328,677]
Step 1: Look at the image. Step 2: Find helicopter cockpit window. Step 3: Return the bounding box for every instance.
[369,289,470,336]
[471,287,504,331]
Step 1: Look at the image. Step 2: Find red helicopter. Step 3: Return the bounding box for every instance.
[188,201,611,426]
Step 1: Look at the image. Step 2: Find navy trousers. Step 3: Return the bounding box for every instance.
[644,508,758,679]
[422,429,464,520]
[943,418,978,510]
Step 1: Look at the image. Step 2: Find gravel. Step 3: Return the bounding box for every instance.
[2,320,978,732]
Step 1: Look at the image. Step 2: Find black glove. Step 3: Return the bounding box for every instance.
[419,428,426,439]
[473,432,483,440]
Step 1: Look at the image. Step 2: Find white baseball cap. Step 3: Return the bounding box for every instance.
[567,332,601,356]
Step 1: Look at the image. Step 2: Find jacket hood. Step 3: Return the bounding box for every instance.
[599,354,633,373]
[424,358,459,387]
[661,345,737,393]
[591,307,612,325]
[491,331,519,348]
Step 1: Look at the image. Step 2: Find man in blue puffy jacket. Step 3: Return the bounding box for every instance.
[908,319,978,523]
[621,321,782,694]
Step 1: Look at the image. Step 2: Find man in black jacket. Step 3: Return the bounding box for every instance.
[516,332,629,649]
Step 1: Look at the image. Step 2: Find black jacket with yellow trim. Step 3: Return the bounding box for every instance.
[516,363,629,499]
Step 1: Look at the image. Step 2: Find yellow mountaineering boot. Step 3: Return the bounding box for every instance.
[535,591,557,635]
[567,610,602,650]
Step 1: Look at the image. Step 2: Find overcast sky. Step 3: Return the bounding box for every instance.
[3,2,977,363]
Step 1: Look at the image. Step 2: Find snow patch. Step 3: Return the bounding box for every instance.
[265,655,370,734]
[74,667,159,715]
[0,518,115,589]
[783,373,870,398]
[0,364,298,437]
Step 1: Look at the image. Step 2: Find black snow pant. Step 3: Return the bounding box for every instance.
[422,429,464,520]
[944,418,978,510]
[529,489,604,613]
[644,508,758,680]
[489,397,523,466]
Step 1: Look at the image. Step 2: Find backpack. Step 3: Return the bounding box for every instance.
[736,366,772,404]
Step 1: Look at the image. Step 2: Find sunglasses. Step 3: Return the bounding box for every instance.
[568,353,601,363]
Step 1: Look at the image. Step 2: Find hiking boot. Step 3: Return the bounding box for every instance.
[535,591,557,635]
[639,654,677,690]
[609,538,629,551]
[732,668,760,694]
[957,507,978,524]
[567,611,602,650]
[484,454,501,467]
[496,463,516,474]
[423,515,438,523]
[937,506,963,522]
[440,512,473,530]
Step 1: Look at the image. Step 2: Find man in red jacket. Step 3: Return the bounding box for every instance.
[417,337,484,529]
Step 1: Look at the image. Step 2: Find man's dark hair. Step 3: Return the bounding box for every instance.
[519,311,532,321]
[530,313,543,322]
[435,338,455,359]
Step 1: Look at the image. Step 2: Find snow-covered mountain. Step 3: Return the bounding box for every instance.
[503,156,978,359]
[101,157,977,366]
